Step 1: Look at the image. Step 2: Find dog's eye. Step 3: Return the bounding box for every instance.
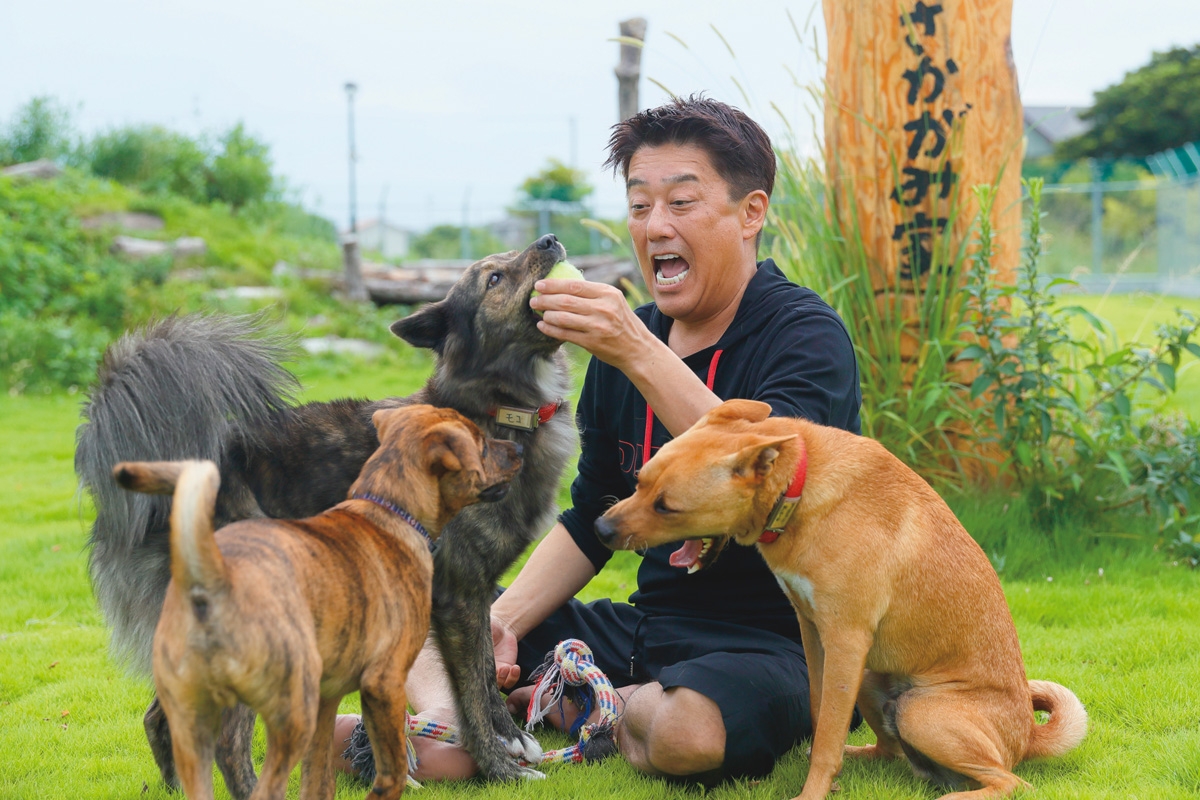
[487,272,503,288]
[653,495,675,515]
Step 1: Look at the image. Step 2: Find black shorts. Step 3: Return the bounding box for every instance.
[511,596,818,779]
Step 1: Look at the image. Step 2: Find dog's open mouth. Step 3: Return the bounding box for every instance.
[668,536,727,574]
[653,254,690,287]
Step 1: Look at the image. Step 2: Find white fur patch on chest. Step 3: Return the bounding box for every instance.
[775,571,817,612]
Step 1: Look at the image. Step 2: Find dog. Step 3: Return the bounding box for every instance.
[114,405,522,800]
[595,399,1087,800]
[76,234,576,795]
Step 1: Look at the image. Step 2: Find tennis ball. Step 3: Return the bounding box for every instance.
[531,261,584,315]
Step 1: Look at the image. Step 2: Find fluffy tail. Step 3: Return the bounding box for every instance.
[75,313,296,675]
[114,460,228,596]
[1025,680,1088,760]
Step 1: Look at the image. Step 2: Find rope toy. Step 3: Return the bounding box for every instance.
[524,638,619,764]
[343,638,619,784]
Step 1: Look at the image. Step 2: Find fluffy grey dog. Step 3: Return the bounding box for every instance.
[77,235,576,796]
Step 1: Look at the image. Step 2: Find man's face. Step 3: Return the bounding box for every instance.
[625,142,765,324]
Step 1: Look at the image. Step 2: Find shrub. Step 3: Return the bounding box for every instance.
[82,125,209,202]
[0,96,73,166]
[206,123,275,209]
[960,179,1200,565]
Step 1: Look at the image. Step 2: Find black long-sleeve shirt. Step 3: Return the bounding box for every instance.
[559,259,862,639]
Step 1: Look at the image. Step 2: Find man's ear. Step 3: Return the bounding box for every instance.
[693,399,773,431]
[741,189,769,240]
[391,302,449,351]
[730,434,797,482]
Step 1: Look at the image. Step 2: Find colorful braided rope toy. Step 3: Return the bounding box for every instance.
[345,638,619,783]
[524,638,620,764]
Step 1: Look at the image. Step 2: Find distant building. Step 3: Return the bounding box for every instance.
[1023,106,1091,159]
[345,218,412,260]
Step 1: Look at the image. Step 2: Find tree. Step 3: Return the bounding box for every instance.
[84,125,208,202]
[1057,44,1200,160]
[0,96,73,166]
[512,159,595,254]
[206,123,275,210]
[518,158,594,204]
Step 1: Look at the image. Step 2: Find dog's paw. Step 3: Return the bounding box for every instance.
[501,731,543,764]
[516,765,546,780]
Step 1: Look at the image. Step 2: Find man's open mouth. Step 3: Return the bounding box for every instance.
[653,254,690,287]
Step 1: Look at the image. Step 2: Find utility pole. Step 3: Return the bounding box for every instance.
[460,187,472,261]
[342,81,368,301]
[345,82,359,234]
[569,115,578,168]
[615,17,647,122]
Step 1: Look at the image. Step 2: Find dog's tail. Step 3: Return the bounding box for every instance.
[76,313,296,676]
[114,460,228,598]
[1025,680,1088,760]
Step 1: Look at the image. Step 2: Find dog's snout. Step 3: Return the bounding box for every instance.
[479,482,511,503]
[594,515,618,548]
[535,233,558,251]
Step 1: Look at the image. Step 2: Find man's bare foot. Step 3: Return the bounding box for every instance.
[331,710,479,782]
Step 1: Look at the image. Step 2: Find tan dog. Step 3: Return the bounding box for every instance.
[595,399,1086,800]
[113,405,522,800]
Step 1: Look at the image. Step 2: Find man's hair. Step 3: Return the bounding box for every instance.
[603,95,776,201]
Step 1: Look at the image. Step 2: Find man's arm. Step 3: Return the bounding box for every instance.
[530,279,719,436]
[490,522,596,688]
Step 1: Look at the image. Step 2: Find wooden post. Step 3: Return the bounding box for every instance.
[342,236,368,302]
[823,0,1023,365]
[615,17,647,122]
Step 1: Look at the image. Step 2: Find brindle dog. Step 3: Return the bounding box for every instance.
[115,405,522,800]
[76,235,576,795]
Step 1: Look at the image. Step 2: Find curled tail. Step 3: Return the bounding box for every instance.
[115,460,227,597]
[76,313,296,675]
[1025,680,1088,760]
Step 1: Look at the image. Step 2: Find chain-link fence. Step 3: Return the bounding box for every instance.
[1032,144,1200,295]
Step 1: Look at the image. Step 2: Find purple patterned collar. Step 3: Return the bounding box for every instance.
[351,493,433,551]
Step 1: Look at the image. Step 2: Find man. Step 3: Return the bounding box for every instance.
[339,95,861,782]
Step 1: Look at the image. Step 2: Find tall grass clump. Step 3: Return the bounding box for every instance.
[769,150,977,487]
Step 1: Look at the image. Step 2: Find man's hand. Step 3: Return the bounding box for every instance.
[493,615,521,690]
[529,279,650,372]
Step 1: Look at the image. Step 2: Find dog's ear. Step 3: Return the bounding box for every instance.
[391,302,449,351]
[693,399,773,430]
[730,434,798,483]
[371,405,422,442]
[423,422,483,481]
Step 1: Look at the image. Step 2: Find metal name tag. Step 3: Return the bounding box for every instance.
[495,406,538,431]
[764,495,800,532]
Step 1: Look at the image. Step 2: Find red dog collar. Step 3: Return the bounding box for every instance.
[489,400,563,431]
[758,442,808,544]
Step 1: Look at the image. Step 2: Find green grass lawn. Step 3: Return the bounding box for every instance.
[2,313,1200,799]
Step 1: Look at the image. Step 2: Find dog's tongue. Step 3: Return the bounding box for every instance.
[668,539,704,569]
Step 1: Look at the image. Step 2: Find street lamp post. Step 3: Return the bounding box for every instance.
[342,81,367,301]
[345,81,358,234]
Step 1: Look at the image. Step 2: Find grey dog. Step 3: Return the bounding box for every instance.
[76,234,576,795]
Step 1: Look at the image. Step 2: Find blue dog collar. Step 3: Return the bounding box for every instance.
[351,492,434,551]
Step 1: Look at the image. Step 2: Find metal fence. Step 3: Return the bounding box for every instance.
[1036,144,1200,296]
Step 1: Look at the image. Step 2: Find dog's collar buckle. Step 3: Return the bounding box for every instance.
[490,400,562,431]
[758,442,808,544]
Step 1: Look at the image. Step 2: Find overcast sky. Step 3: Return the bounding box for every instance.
[2,1,1197,231]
